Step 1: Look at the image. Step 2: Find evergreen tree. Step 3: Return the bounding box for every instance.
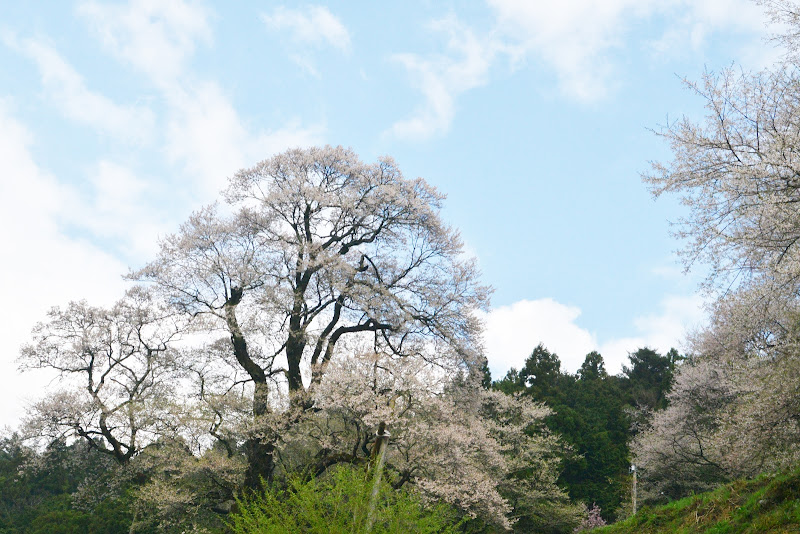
[623,347,677,411]
[493,346,681,521]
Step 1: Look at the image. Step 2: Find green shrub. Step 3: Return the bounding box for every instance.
[228,465,461,534]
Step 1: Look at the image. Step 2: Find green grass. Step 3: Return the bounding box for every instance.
[596,467,800,533]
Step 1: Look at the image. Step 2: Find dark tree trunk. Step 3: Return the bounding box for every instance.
[285,286,307,393]
[224,290,277,488]
[286,325,304,393]
[244,437,275,488]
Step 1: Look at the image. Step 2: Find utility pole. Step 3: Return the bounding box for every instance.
[630,464,637,516]
[365,422,390,533]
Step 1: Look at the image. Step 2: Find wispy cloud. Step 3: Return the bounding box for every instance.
[1,1,324,429]
[387,0,771,139]
[487,0,648,101]
[163,82,324,198]
[388,16,498,140]
[77,0,213,87]
[3,34,155,143]
[78,0,324,201]
[0,103,130,429]
[488,0,770,101]
[646,0,776,66]
[61,160,170,260]
[262,5,351,53]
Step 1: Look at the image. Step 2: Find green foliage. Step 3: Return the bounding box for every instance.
[478,356,493,389]
[0,433,134,534]
[493,346,682,522]
[578,351,608,381]
[24,494,132,534]
[596,465,800,533]
[551,371,630,522]
[228,465,462,534]
[622,347,678,411]
[2,342,683,532]
[520,344,563,400]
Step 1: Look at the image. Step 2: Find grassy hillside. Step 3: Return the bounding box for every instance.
[596,467,800,533]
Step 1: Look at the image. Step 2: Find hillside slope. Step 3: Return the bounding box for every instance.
[596,467,800,533]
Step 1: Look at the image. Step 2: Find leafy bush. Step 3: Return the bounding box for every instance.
[228,465,461,534]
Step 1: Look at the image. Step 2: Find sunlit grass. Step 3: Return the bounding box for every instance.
[597,466,800,533]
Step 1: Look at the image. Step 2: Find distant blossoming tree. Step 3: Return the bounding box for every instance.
[574,503,606,531]
[289,351,580,530]
[632,287,800,501]
[639,0,800,502]
[19,287,188,464]
[644,64,800,297]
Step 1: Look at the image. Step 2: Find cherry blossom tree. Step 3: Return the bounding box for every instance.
[643,0,800,299]
[16,146,580,530]
[19,287,188,464]
[644,63,800,296]
[130,145,491,486]
[574,503,607,531]
[280,350,580,531]
[639,0,800,502]
[632,286,800,501]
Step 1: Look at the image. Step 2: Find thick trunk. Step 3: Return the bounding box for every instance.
[224,291,275,487]
[244,381,275,487]
[224,290,266,385]
[286,325,304,393]
[286,290,306,393]
[286,251,311,394]
[244,436,275,488]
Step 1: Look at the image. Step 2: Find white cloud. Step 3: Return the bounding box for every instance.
[482,294,706,380]
[388,16,497,140]
[389,1,768,139]
[163,82,324,199]
[480,299,596,378]
[647,1,774,65]
[388,0,773,140]
[0,2,322,431]
[61,160,169,260]
[0,103,130,430]
[287,53,322,77]
[487,0,647,101]
[597,294,706,372]
[488,0,770,100]
[77,0,212,86]
[79,0,325,202]
[262,5,351,53]
[4,34,155,143]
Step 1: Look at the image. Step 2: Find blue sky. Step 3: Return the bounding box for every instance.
[0,0,782,428]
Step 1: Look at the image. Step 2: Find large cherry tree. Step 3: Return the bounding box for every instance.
[131,145,490,485]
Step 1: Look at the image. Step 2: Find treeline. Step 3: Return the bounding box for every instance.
[0,434,468,533]
[0,436,132,533]
[491,345,680,523]
[1,344,678,533]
